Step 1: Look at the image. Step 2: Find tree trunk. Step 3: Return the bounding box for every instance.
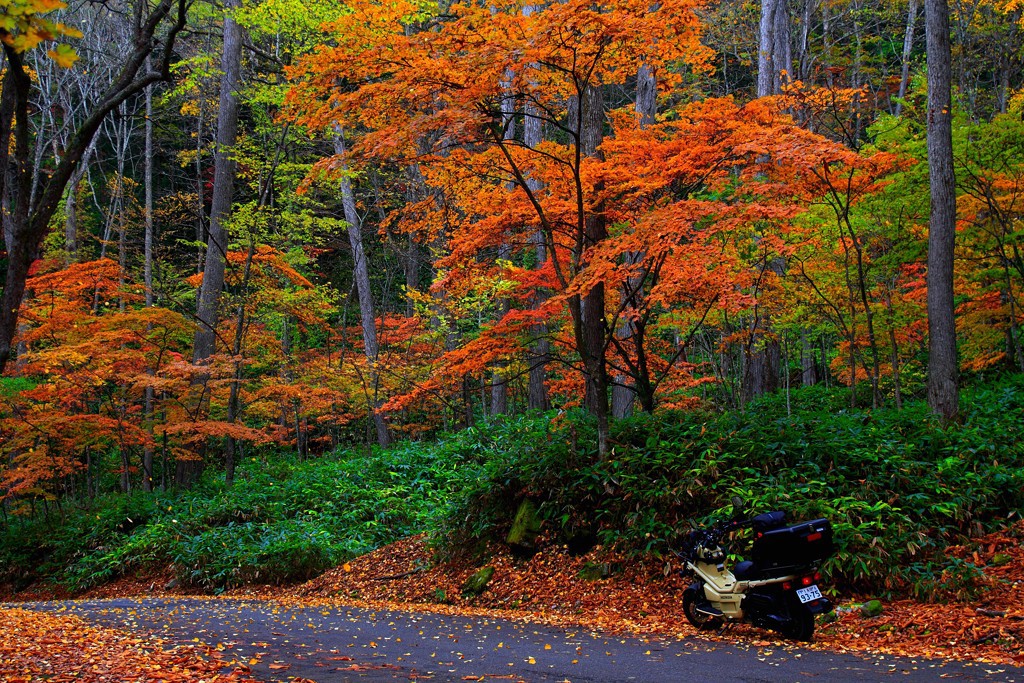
[611,63,657,419]
[63,139,96,264]
[334,129,391,447]
[522,13,550,411]
[801,330,817,386]
[490,70,516,417]
[895,0,919,116]
[579,83,610,458]
[224,242,254,487]
[925,0,959,422]
[143,62,155,492]
[193,0,244,364]
[758,0,791,97]
[883,289,904,410]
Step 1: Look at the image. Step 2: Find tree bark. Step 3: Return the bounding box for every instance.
[193,0,244,364]
[578,83,610,457]
[63,139,96,264]
[758,0,791,97]
[925,0,959,422]
[801,330,817,386]
[143,68,156,492]
[523,4,549,412]
[490,69,516,417]
[895,0,919,116]
[334,129,391,447]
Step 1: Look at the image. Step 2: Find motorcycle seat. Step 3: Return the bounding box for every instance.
[734,560,758,580]
[751,511,787,531]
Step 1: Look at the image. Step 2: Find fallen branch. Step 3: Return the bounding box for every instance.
[374,568,427,582]
[971,633,999,646]
[976,608,1024,621]
[977,608,1007,618]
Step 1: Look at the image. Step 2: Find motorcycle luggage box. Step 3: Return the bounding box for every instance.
[751,518,833,570]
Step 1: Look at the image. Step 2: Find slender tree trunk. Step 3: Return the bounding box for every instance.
[224,242,254,487]
[522,11,549,411]
[797,0,816,82]
[183,0,243,487]
[611,63,657,418]
[403,163,425,317]
[801,330,817,386]
[490,71,516,417]
[752,0,788,397]
[334,129,391,447]
[143,71,155,492]
[193,0,244,364]
[883,289,903,410]
[895,0,919,116]
[996,11,1020,114]
[579,83,610,458]
[925,0,959,422]
[63,140,96,264]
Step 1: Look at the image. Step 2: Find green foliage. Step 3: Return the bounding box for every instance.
[1,445,459,592]
[5,376,1023,601]
[439,376,1024,599]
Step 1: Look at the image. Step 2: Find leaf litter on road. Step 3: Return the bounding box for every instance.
[0,606,254,682]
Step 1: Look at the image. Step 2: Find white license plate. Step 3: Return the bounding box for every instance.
[796,585,823,603]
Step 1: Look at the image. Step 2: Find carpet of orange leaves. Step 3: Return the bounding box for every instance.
[0,606,254,682]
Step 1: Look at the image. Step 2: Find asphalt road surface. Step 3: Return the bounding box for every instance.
[13,598,1024,683]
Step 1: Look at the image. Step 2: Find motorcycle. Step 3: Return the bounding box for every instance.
[679,498,835,641]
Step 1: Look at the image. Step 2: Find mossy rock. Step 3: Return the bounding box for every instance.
[990,553,1013,567]
[506,499,543,551]
[860,599,884,618]
[578,561,619,581]
[462,566,495,596]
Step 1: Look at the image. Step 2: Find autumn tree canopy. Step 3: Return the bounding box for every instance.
[0,0,1022,499]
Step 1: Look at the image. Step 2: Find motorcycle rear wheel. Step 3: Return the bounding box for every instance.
[683,585,724,631]
[780,606,815,641]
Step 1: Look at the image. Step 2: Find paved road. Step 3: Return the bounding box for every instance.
[12,598,1023,683]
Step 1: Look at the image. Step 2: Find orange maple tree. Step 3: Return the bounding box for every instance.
[284,0,881,449]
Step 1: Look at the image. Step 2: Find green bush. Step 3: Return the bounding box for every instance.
[14,444,461,592]
[439,375,1024,598]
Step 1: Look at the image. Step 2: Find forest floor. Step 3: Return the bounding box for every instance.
[3,522,1023,681]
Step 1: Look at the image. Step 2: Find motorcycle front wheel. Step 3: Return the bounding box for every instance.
[683,584,724,631]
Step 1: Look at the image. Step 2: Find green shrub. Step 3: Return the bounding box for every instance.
[439,375,1024,598]
[34,444,461,592]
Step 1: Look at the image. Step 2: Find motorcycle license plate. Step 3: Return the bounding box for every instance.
[796,585,823,603]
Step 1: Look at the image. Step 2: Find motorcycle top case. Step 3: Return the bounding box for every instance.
[750,518,834,570]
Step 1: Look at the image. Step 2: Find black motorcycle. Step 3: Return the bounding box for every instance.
[679,499,835,641]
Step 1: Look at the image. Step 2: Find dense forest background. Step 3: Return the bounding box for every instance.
[1,0,1024,597]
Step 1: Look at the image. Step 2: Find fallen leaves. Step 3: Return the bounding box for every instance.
[287,526,1024,666]
[0,606,253,682]
[5,523,1023,678]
